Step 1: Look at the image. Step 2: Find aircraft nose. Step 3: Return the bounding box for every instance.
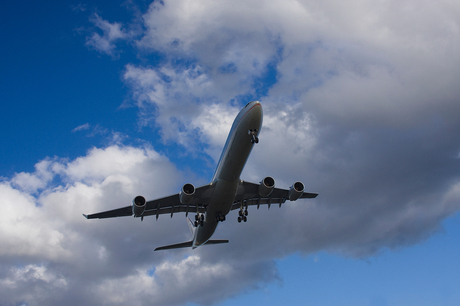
[251,101,262,119]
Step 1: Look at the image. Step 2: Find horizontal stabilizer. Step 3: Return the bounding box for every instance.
[154,239,229,251]
[204,239,229,245]
[154,241,193,251]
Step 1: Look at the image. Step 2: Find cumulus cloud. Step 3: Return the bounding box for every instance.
[0,144,284,305]
[120,0,460,261]
[123,63,241,156]
[5,0,460,304]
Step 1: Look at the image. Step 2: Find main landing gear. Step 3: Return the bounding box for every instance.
[248,129,259,144]
[237,208,248,223]
[194,213,204,227]
[215,213,226,222]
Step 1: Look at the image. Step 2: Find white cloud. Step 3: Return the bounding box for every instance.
[86,13,131,57]
[124,64,241,155]
[72,123,90,132]
[5,0,460,304]
[0,144,283,305]
[121,0,460,262]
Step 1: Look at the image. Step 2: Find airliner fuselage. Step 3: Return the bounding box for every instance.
[194,101,262,247]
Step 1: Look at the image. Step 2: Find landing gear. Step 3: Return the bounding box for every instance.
[238,208,248,222]
[215,213,226,222]
[194,213,204,227]
[248,129,259,144]
[237,216,247,223]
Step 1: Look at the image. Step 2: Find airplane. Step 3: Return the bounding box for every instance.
[83,101,318,250]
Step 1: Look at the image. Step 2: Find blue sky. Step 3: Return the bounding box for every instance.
[1,1,460,305]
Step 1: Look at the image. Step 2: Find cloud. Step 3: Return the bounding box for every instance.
[121,0,460,260]
[2,140,459,304]
[123,64,240,156]
[5,0,460,304]
[72,123,90,132]
[85,13,132,57]
[0,144,284,305]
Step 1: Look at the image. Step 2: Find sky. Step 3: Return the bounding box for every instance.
[1,0,460,305]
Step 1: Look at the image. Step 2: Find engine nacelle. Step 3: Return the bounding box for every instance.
[179,183,195,205]
[259,176,275,197]
[132,195,146,217]
[289,181,304,201]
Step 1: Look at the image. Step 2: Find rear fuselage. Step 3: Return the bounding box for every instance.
[193,101,262,247]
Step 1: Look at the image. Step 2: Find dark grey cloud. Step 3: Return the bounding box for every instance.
[2,0,460,305]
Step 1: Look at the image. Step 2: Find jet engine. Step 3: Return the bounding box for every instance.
[258,176,275,197]
[132,195,146,217]
[289,181,304,201]
[179,183,195,204]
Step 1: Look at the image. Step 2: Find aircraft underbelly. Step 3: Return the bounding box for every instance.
[195,179,238,245]
[195,102,262,247]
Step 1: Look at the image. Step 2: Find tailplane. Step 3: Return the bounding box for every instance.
[154,239,229,251]
[154,241,193,251]
[154,218,228,251]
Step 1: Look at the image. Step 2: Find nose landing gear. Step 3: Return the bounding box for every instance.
[248,129,259,144]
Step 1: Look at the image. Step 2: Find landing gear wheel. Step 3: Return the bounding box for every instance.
[238,216,242,223]
[200,214,205,221]
[244,210,248,216]
[200,220,204,226]
[243,216,247,222]
[194,221,198,227]
[248,129,259,144]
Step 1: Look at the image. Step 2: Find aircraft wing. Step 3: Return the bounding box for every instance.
[230,180,318,211]
[83,184,214,219]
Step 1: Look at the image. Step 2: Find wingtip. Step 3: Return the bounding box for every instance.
[82,214,89,219]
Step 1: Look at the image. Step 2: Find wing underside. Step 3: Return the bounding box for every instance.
[230,180,318,211]
[83,180,318,220]
[83,184,213,220]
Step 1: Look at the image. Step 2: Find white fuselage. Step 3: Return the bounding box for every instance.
[193,101,263,247]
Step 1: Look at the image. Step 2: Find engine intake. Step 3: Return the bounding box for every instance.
[259,176,275,197]
[289,181,304,201]
[132,195,146,217]
[179,183,195,204]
